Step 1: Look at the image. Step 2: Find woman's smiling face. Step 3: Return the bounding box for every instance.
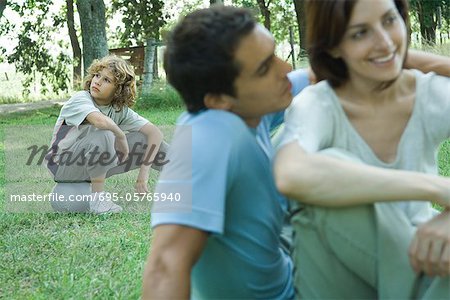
[331,0,408,85]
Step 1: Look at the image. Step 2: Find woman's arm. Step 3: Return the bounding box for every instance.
[406,49,450,77]
[274,142,450,208]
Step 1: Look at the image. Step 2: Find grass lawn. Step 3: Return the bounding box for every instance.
[1,104,450,298]
[0,106,182,299]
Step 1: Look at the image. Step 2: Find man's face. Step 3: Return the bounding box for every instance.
[228,24,293,127]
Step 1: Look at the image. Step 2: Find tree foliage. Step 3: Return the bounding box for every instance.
[0,0,6,19]
[232,0,297,44]
[410,0,450,45]
[0,0,71,96]
[111,0,166,46]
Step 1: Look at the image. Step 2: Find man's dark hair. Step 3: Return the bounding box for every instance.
[164,5,256,113]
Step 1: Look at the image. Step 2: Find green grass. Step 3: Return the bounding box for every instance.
[0,106,182,299]
[134,80,184,110]
[2,53,450,297]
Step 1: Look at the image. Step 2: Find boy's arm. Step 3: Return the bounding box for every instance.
[274,142,450,208]
[135,122,163,193]
[86,111,129,162]
[406,49,450,77]
[142,225,208,299]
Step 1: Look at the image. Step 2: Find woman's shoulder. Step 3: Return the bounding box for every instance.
[290,80,336,109]
[413,69,450,98]
[412,69,449,85]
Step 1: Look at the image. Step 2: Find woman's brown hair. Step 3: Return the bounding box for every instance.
[305,0,410,87]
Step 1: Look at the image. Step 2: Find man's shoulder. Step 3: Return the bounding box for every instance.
[178,109,247,134]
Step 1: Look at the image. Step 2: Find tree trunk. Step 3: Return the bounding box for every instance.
[256,0,271,31]
[142,38,155,95]
[293,0,307,53]
[416,0,437,45]
[66,0,82,88]
[289,26,296,69]
[76,0,108,74]
[0,0,7,19]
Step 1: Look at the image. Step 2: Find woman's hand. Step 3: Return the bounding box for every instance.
[409,209,450,277]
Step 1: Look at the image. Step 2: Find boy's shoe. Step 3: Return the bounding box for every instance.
[89,192,123,214]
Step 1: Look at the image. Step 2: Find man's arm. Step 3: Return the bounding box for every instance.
[274,142,450,208]
[135,123,163,193]
[406,49,450,77]
[142,225,208,299]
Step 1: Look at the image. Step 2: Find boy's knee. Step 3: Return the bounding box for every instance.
[88,130,116,150]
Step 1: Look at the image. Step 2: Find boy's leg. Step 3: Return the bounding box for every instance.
[106,132,169,177]
[55,130,168,181]
[53,129,120,213]
[54,129,117,182]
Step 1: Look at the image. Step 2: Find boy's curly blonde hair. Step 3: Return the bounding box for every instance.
[83,55,137,110]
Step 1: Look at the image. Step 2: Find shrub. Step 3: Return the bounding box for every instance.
[135,80,183,110]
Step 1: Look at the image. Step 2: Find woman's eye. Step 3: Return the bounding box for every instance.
[352,30,367,40]
[384,15,397,26]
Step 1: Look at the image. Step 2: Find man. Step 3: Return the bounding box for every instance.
[142,5,450,299]
[143,6,302,299]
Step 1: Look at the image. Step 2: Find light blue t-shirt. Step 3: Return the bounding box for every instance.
[151,69,309,299]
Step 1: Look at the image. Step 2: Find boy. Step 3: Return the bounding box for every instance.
[46,55,164,214]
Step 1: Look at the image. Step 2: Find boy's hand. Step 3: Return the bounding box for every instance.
[115,135,129,163]
[409,209,450,277]
[135,180,149,194]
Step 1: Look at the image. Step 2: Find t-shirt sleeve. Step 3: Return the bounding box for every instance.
[420,72,450,143]
[118,107,149,132]
[278,85,334,153]
[151,115,236,234]
[60,91,100,127]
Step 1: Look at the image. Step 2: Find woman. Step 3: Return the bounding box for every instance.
[275,0,450,298]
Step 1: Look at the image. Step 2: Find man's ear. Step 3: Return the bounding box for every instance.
[204,93,235,110]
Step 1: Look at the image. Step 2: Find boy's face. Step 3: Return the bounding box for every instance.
[227,24,293,127]
[90,68,117,105]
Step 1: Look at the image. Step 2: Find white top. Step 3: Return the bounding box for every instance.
[279,70,450,225]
